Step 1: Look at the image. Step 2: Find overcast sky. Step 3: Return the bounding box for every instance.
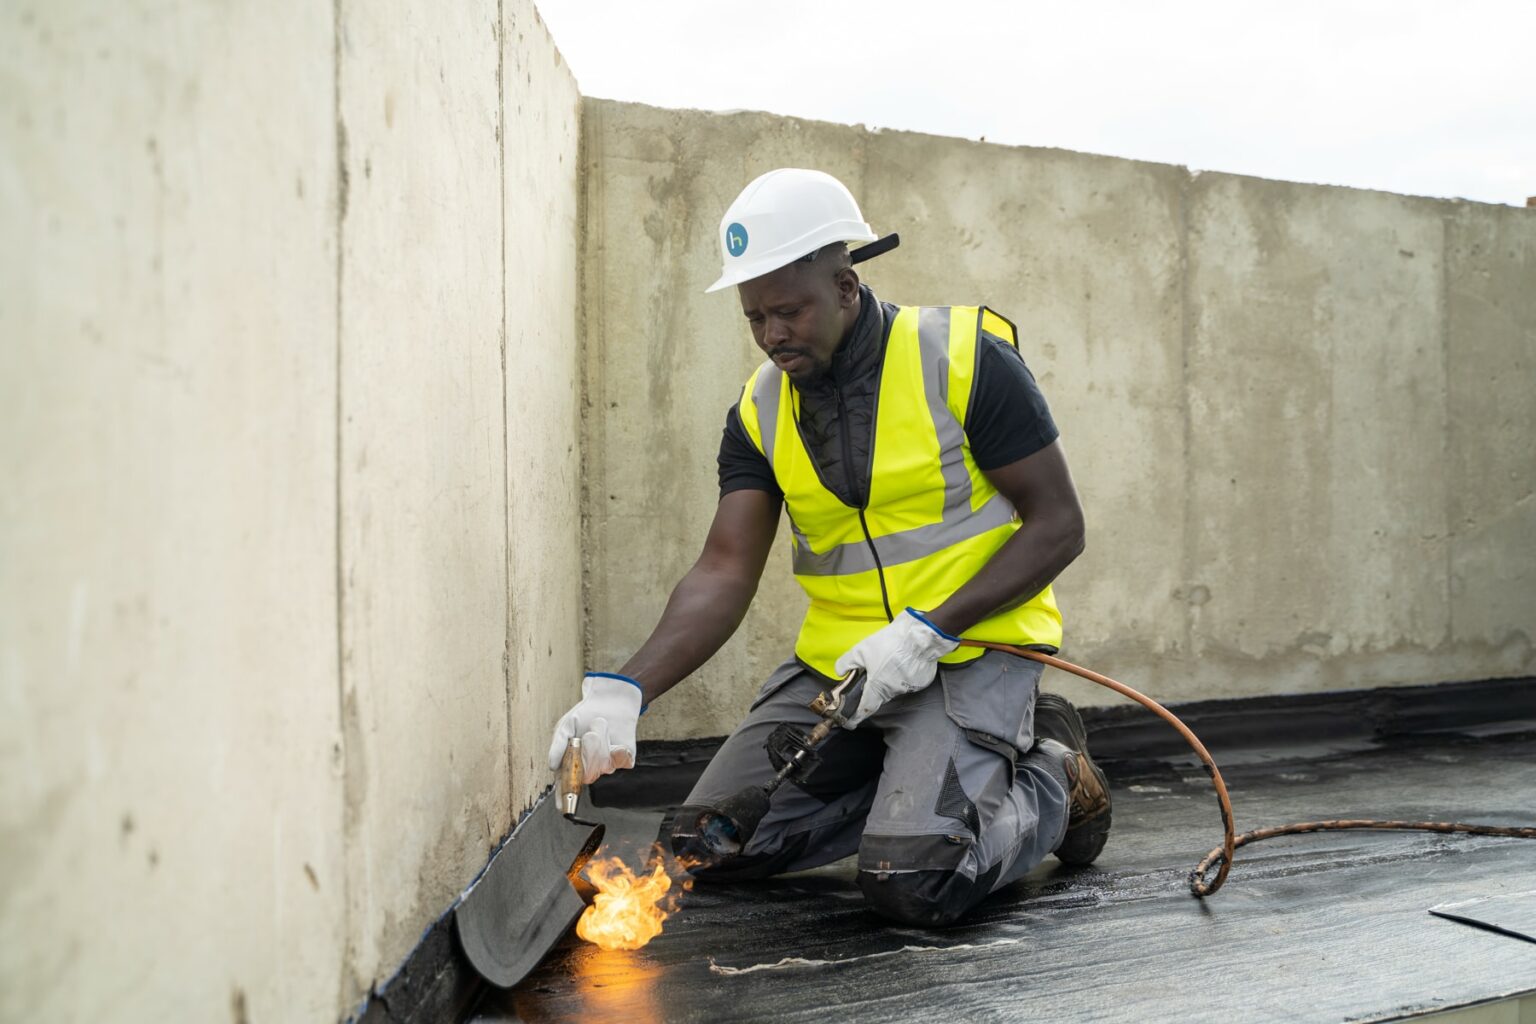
[535,0,1535,207]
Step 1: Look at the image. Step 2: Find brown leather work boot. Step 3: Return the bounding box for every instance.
[1033,692,1112,865]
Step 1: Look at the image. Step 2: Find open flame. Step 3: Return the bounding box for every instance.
[576,851,689,951]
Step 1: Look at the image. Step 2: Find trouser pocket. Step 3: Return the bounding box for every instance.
[938,651,1042,760]
[748,656,810,711]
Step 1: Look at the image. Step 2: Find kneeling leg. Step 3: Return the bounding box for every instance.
[855,685,1069,927]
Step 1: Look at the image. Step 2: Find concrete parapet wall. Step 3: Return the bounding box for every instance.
[581,100,1535,738]
[0,1,580,1019]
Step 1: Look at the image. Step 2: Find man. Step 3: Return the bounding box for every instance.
[548,168,1110,926]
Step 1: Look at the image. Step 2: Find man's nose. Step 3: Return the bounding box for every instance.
[764,317,790,346]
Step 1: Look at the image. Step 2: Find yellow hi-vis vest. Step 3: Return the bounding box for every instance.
[738,304,1064,679]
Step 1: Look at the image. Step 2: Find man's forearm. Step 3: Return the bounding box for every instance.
[617,562,761,704]
[926,515,1084,638]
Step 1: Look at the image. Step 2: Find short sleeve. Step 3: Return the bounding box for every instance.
[718,403,783,499]
[964,333,1060,470]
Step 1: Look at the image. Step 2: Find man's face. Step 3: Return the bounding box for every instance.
[737,258,860,386]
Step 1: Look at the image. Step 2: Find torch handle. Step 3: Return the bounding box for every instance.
[558,736,584,817]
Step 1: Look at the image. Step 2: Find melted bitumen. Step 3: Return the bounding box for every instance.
[471,731,1536,1023]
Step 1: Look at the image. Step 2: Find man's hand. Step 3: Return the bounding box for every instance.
[546,673,645,785]
[835,609,959,727]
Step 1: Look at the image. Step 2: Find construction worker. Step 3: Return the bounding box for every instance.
[548,168,1111,926]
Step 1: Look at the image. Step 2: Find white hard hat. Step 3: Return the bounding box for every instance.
[705,168,891,293]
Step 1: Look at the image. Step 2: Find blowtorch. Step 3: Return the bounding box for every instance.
[687,669,867,862]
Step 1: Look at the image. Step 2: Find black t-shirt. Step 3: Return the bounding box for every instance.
[717,330,1059,499]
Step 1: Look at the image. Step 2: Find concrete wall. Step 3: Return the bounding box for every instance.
[581,101,1536,737]
[0,1,581,1020]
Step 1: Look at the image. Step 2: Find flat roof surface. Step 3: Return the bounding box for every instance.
[473,714,1536,1023]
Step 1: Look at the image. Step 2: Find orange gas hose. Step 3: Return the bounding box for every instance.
[959,640,1536,897]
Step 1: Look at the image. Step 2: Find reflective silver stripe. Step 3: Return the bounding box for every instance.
[791,491,1018,577]
[787,512,812,554]
[751,362,783,465]
[915,307,973,522]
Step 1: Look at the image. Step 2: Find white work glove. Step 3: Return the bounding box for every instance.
[835,608,960,728]
[546,673,645,785]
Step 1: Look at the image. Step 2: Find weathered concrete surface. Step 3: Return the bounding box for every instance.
[1184,176,1454,698]
[502,1,584,817]
[1445,205,1536,672]
[581,101,1536,737]
[0,3,344,1020]
[1,1,583,1019]
[335,0,582,1009]
[335,0,511,999]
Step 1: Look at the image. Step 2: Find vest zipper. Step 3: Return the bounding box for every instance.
[857,507,894,623]
[836,382,894,624]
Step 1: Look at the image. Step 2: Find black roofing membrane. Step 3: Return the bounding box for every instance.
[472,726,1536,1024]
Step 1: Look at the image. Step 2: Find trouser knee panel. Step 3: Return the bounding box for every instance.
[855,832,1004,927]
[857,862,1004,928]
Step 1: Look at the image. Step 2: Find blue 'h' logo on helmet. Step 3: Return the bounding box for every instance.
[726,222,749,258]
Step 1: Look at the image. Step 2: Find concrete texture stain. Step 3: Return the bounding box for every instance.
[229,987,249,1024]
[340,686,368,834]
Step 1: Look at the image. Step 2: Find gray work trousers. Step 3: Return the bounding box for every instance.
[671,650,1071,926]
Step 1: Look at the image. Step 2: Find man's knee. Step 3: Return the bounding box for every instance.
[857,867,984,927]
[856,834,1000,927]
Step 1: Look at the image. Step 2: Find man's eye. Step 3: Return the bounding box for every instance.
[777,307,801,318]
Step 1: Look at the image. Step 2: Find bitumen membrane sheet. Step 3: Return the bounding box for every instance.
[472,721,1536,1024]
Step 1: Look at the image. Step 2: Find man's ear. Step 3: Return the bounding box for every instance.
[835,267,861,307]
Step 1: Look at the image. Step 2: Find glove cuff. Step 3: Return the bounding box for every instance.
[583,672,649,715]
[904,607,961,644]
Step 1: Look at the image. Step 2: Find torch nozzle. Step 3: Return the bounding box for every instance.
[685,784,773,867]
